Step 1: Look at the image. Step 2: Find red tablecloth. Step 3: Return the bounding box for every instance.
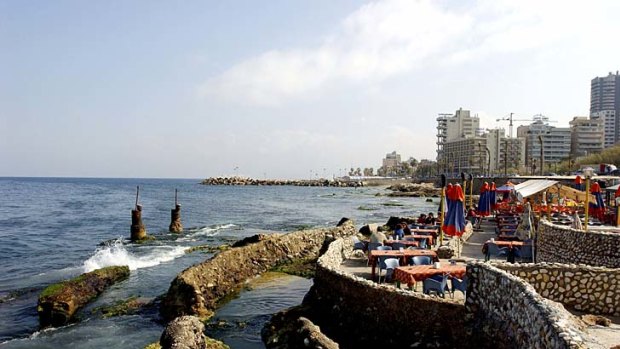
[482,240,530,254]
[369,250,438,279]
[393,265,466,288]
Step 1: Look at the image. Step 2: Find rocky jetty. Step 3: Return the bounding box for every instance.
[201,176,363,187]
[160,222,355,321]
[387,182,441,197]
[38,265,130,327]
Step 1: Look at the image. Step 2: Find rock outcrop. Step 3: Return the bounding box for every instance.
[387,182,441,197]
[160,315,229,349]
[160,221,356,321]
[37,265,130,327]
[262,306,339,349]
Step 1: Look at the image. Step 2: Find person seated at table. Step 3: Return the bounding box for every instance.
[370,229,388,244]
[417,214,427,224]
[401,221,411,236]
[425,212,436,225]
[393,223,405,240]
[466,206,478,225]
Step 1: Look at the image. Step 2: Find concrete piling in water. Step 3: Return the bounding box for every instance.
[130,186,147,241]
[169,189,183,233]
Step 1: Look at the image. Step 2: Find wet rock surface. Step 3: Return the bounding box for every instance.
[160,315,229,349]
[160,221,355,321]
[37,265,130,327]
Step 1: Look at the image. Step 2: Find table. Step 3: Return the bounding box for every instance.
[393,265,466,288]
[409,234,434,246]
[482,240,531,261]
[369,249,438,279]
[384,240,419,248]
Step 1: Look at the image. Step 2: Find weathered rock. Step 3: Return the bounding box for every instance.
[262,307,339,349]
[38,266,130,327]
[386,182,441,197]
[160,221,356,321]
[231,234,270,248]
[160,315,229,349]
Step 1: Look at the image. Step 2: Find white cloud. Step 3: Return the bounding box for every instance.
[198,0,617,107]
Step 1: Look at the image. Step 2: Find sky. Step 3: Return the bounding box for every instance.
[1,0,620,179]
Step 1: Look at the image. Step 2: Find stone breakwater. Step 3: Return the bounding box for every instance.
[160,222,356,320]
[386,182,441,197]
[497,262,620,316]
[537,220,620,268]
[466,262,600,349]
[201,176,363,187]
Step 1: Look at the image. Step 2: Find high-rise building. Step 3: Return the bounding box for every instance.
[436,108,480,164]
[381,151,401,176]
[590,71,620,147]
[569,116,604,157]
[518,121,571,173]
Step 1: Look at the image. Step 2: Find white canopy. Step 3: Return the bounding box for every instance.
[514,179,558,200]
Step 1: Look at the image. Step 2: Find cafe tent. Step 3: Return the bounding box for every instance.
[514,179,558,201]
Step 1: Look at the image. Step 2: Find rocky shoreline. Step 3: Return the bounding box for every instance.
[201,176,364,187]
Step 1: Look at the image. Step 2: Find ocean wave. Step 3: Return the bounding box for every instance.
[82,239,186,272]
[194,223,236,236]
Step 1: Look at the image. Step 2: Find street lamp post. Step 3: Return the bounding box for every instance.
[478,142,483,176]
[584,167,594,232]
[485,147,491,177]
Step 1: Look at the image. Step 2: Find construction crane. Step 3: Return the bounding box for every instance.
[496,113,556,138]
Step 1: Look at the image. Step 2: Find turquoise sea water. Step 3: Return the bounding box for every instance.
[0,177,438,348]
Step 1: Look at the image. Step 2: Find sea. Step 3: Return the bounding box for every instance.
[0,177,438,348]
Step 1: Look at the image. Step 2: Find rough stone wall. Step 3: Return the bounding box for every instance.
[466,262,601,349]
[161,222,356,320]
[497,262,620,316]
[310,237,467,348]
[537,220,620,268]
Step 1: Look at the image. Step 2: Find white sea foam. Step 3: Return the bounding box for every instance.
[82,239,186,272]
[194,223,236,236]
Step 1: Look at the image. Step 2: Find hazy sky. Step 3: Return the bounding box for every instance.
[2,0,620,179]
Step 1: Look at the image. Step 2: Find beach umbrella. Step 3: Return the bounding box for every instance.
[442,183,466,256]
[477,182,491,217]
[589,182,605,221]
[490,182,497,211]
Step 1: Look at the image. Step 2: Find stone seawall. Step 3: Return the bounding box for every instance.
[201,176,363,187]
[537,220,620,268]
[160,222,355,320]
[466,262,599,349]
[308,237,467,348]
[497,262,620,316]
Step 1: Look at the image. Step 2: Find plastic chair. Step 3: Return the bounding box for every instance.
[423,274,450,297]
[418,239,428,249]
[377,246,392,251]
[517,245,533,262]
[403,236,416,241]
[409,255,433,266]
[391,242,406,250]
[352,236,366,251]
[378,258,399,283]
[485,243,508,262]
[451,275,468,299]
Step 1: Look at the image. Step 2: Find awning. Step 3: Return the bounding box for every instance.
[605,183,620,192]
[514,179,558,199]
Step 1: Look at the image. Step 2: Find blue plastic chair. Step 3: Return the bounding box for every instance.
[378,258,399,283]
[423,274,450,297]
[391,242,406,250]
[352,236,366,251]
[377,246,392,251]
[418,239,428,249]
[516,245,533,262]
[486,243,508,261]
[409,255,433,266]
[451,275,468,299]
